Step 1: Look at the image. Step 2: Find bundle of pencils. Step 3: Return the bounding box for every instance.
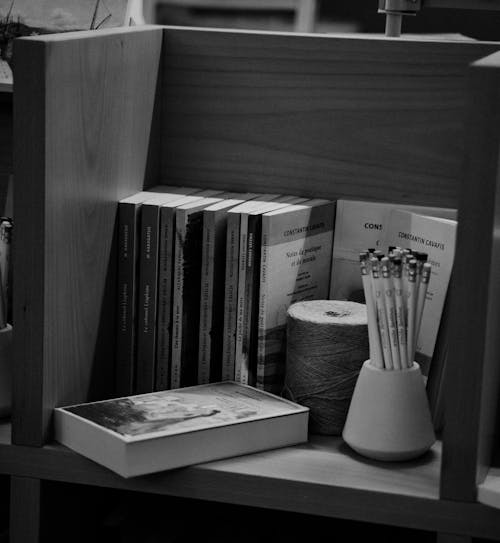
[359,247,431,370]
[0,217,12,329]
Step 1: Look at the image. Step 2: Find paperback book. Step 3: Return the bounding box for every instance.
[155,190,223,392]
[115,186,196,397]
[329,199,457,302]
[54,381,309,478]
[220,194,283,381]
[257,199,335,393]
[235,197,310,386]
[135,188,202,394]
[171,196,226,388]
[382,209,457,377]
[197,194,259,385]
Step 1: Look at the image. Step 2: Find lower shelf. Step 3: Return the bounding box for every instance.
[478,467,500,509]
[1,421,499,538]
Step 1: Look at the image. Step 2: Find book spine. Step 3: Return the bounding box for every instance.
[180,211,204,386]
[171,210,186,389]
[240,215,261,387]
[234,214,249,384]
[115,202,139,396]
[135,204,161,394]
[155,206,175,391]
[221,213,240,380]
[256,221,270,390]
[209,214,231,382]
[198,211,215,384]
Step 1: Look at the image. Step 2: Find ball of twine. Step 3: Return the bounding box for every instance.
[284,300,369,435]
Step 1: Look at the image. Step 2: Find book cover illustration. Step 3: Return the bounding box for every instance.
[257,200,335,393]
[383,209,457,376]
[61,382,306,441]
[330,199,457,302]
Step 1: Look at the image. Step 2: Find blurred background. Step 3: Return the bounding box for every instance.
[154,0,500,40]
[2,0,500,42]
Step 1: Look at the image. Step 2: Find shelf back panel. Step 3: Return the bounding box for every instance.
[160,28,500,207]
[12,26,164,446]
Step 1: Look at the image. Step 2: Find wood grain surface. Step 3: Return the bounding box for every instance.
[10,476,41,543]
[160,28,500,207]
[440,51,500,502]
[12,26,164,446]
[9,26,500,534]
[0,424,499,539]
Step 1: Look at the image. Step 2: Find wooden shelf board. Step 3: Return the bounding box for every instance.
[478,467,500,509]
[0,421,498,537]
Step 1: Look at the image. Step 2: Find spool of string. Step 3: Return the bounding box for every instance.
[284,300,369,435]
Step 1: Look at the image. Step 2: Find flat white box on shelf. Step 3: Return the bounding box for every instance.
[54,381,309,478]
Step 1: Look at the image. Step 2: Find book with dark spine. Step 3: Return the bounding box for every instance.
[171,197,225,388]
[135,188,202,394]
[197,193,259,385]
[237,197,310,386]
[155,190,223,391]
[220,195,283,382]
[115,186,193,397]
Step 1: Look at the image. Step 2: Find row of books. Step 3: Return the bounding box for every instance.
[115,186,336,397]
[56,194,458,479]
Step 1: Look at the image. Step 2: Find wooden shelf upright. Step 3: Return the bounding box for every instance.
[7,24,500,542]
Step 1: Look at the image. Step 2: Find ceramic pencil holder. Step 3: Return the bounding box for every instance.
[342,360,435,461]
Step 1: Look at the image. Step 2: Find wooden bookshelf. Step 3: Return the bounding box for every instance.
[8,24,500,542]
[0,420,497,539]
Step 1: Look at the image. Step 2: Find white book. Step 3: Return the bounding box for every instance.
[383,209,457,376]
[257,199,335,393]
[329,199,457,302]
[235,197,310,386]
[54,382,309,478]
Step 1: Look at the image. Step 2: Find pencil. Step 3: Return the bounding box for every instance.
[406,259,418,366]
[414,261,431,357]
[392,258,408,369]
[360,253,384,369]
[381,256,401,370]
[371,257,393,370]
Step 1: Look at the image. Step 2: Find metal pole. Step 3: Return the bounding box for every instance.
[385,12,403,36]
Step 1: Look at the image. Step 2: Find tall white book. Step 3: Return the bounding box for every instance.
[235,197,311,386]
[257,199,335,393]
[329,199,457,302]
[382,209,457,378]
